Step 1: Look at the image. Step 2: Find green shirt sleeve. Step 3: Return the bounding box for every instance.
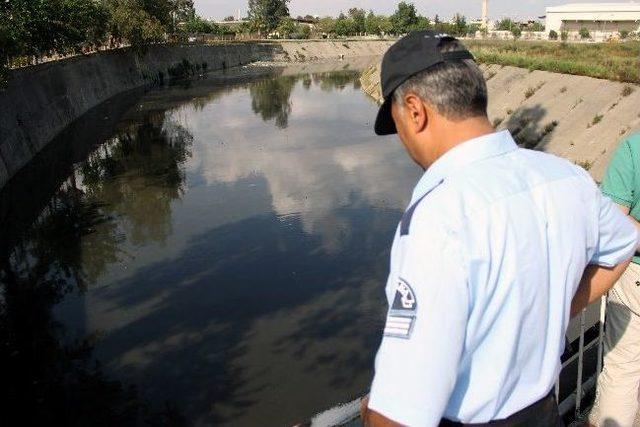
[602,139,635,207]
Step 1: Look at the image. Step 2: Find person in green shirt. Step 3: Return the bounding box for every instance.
[590,133,640,427]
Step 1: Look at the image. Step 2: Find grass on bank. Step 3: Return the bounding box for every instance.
[464,40,640,84]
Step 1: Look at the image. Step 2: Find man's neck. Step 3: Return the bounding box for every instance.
[422,116,495,169]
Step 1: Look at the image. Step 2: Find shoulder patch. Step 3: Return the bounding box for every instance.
[383,279,418,339]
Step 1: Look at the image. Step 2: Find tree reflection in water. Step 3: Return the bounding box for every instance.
[250,70,361,129]
[0,65,382,425]
[250,76,298,129]
[81,114,193,247]
[0,112,194,426]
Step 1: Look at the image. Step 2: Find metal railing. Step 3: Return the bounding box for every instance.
[557,296,607,424]
[311,296,610,427]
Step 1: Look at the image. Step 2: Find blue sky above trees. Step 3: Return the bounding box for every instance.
[195,0,607,21]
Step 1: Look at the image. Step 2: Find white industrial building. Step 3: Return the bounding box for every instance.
[546,3,640,40]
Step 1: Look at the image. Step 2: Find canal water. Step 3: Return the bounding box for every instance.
[0,62,421,426]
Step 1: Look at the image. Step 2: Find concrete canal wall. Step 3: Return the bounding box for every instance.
[0,39,393,189]
[361,62,640,181]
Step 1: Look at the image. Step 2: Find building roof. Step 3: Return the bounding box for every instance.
[546,2,640,13]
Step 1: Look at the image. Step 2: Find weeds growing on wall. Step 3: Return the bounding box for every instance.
[466,40,640,84]
[622,85,635,97]
[591,114,603,126]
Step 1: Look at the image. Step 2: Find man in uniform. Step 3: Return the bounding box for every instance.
[360,31,638,426]
[589,133,640,427]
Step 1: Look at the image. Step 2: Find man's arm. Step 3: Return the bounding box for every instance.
[366,220,469,426]
[571,259,631,317]
[571,191,638,317]
[617,204,640,237]
[361,397,404,427]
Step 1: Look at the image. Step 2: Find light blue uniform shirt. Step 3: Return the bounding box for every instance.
[368,131,639,426]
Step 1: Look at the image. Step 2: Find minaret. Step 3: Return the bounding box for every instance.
[482,0,489,28]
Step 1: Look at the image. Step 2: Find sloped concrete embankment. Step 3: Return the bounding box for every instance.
[361,63,640,181]
[275,39,393,62]
[0,39,393,189]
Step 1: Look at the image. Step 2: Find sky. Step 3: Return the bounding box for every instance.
[194,0,611,21]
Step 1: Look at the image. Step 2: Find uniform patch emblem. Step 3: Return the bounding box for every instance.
[384,279,417,339]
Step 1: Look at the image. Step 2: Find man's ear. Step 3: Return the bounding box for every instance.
[402,93,428,134]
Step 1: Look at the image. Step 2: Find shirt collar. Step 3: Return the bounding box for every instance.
[410,130,518,204]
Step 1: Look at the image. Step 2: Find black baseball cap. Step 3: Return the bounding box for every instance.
[374,30,475,136]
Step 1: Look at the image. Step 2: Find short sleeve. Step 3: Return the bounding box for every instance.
[590,192,639,267]
[602,140,635,207]
[368,219,469,426]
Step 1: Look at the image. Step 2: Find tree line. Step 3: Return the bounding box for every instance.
[1,0,207,84]
[2,0,200,56]
[1,0,550,82]
[248,1,479,38]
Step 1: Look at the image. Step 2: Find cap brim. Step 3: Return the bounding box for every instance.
[374,98,397,136]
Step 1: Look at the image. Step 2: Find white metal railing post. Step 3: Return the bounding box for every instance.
[575,309,587,418]
[597,295,608,379]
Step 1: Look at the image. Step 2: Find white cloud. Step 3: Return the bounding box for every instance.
[178,75,418,251]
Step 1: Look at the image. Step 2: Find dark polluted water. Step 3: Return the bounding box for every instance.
[0,62,421,426]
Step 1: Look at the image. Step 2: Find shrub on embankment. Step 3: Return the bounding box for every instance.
[465,40,640,84]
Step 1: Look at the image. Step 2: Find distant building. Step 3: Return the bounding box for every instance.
[545,2,640,40]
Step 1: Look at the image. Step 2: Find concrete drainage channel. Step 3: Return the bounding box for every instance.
[0,39,394,190]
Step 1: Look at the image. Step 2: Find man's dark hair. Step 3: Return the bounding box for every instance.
[393,40,488,121]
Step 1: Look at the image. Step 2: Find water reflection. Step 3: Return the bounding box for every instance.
[0,186,185,425]
[0,63,420,426]
[80,114,193,246]
[250,70,363,130]
[1,107,194,425]
[250,76,297,129]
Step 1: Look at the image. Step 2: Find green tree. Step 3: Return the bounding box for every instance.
[297,25,311,39]
[390,1,419,34]
[1,0,111,86]
[496,18,516,31]
[169,0,195,24]
[549,30,558,40]
[182,16,219,34]
[511,26,522,39]
[579,26,590,39]
[247,0,290,34]
[467,23,481,37]
[451,14,468,36]
[365,11,379,35]
[105,0,167,48]
[348,8,366,34]
[560,30,569,41]
[276,17,296,38]
[3,0,109,56]
[317,17,336,36]
[136,0,173,28]
[413,16,431,31]
[620,30,629,39]
[334,13,355,36]
[364,12,393,36]
[380,16,393,35]
[529,21,545,32]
